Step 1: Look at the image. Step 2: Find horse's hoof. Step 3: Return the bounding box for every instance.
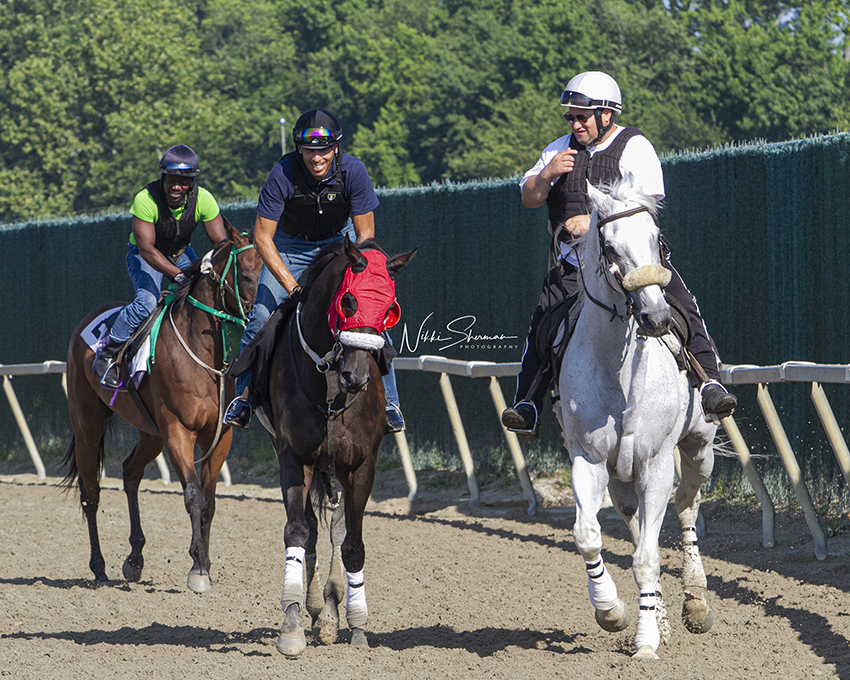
[187,573,213,593]
[632,645,659,660]
[276,625,307,658]
[350,628,369,648]
[92,573,108,586]
[595,600,630,632]
[122,557,143,582]
[682,598,714,634]
[317,596,340,646]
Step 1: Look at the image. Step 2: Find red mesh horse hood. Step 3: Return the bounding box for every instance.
[327,249,401,337]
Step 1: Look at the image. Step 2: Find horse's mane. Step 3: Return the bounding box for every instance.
[298,237,389,293]
[592,175,660,219]
[575,176,661,249]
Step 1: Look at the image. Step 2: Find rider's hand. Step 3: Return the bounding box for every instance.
[541,148,577,182]
[174,272,188,285]
[564,214,591,236]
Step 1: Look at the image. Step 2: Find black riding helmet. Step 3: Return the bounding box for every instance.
[159,144,200,177]
[292,110,343,150]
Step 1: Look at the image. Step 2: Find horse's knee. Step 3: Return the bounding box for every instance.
[573,516,603,559]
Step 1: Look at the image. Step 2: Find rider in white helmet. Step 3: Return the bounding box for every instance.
[501,71,736,440]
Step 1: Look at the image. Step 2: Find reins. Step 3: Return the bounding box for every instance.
[168,241,255,466]
[577,205,661,322]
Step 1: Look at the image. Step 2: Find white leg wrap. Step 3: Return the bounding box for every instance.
[586,558,619,610]
[635,592,661,652]
[346,569,368,629]
[682,528,708,589]
[280,546,306,611]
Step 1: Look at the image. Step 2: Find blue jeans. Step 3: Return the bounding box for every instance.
[110,243,197,343]
[236,224,399,409]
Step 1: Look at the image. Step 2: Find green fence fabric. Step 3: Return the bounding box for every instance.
[3,136,850,509]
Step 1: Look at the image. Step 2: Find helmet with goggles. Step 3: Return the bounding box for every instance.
[292,109,343,151]
[159,144,200,178]
[560,71,622,114]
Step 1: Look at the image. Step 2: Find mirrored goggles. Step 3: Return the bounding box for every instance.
[294,127,335,146]
[560,90,598,108]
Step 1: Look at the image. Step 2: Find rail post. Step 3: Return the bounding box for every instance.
[756,383,827,560]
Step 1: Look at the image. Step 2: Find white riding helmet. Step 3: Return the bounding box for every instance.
[560,71,623,114]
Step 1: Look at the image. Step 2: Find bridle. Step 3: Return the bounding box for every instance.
[167,240,256,465]
[577,205,669,322]
[288,256,395,503]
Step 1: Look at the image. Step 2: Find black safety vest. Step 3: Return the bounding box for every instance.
[145,180,199,260]
[280,152,351,240]
[546,127,643,229]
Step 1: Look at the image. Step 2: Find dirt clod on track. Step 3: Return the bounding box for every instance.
[1,467,849,680]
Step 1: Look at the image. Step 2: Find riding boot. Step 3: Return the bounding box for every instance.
[501,338,548,441]
[93,338,124,390]
[384,403,405,434]
[223,396,253,429]
[700,381,737,420]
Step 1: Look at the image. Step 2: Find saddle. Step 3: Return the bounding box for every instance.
[533,290,698,399]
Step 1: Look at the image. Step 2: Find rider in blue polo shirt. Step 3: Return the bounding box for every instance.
[223,109,405,433]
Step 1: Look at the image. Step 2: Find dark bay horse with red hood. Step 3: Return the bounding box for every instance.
[62,220,262,592]
[232,235,415,657]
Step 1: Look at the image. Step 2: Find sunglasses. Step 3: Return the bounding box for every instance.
[294,127,335,145]
[564,112,594,124]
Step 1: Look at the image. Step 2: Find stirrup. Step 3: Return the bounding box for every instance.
[223,397,253,429]
[385,403,405,434]
[699,380,737,422]
[501,401,539,441]
[98,360,124,390]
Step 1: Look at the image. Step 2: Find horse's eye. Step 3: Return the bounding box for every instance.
[341,292,358,318]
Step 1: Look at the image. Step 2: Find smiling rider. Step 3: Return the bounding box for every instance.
[500,71,737,440]
[93,145,227,389]
[223,109,406,432]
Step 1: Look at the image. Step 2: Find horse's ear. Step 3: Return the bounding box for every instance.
[386,247,418,278]
[586,181,607,210]
[344,234,369,273]
[222,215,239,242]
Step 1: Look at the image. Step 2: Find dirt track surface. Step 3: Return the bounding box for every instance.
[1,468,849,680]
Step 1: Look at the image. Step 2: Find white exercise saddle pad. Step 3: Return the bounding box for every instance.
[81,306,150,377]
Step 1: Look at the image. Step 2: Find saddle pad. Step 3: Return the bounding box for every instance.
[81,307,150,378]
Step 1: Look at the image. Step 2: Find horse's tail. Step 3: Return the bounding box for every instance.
[309,471,331,526]
[59,417,111,495]
[59,435,79,492]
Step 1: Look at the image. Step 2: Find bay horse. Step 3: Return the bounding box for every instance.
[557,178,716,658]
[61,219,262,592]
[241,236,414,657]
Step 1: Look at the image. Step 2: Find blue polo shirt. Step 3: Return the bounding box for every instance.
[256,152,380,230]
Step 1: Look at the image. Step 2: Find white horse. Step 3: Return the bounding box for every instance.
[557,177,716,659]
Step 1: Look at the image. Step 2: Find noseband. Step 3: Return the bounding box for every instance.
[579,205,671,322]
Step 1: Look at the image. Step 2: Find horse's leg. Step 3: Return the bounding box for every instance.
[162,426,213,593]
[67,371,111,583]
[631,449,676,659]
[193,428,234,592]
[276,449,310,658]
[676,429,716,634]
[339,461,375,648]
[608,477,670,646]
[571,454,629,634]
[303,467,324,625]
[317,494,347,645]
[120,431,164,582]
